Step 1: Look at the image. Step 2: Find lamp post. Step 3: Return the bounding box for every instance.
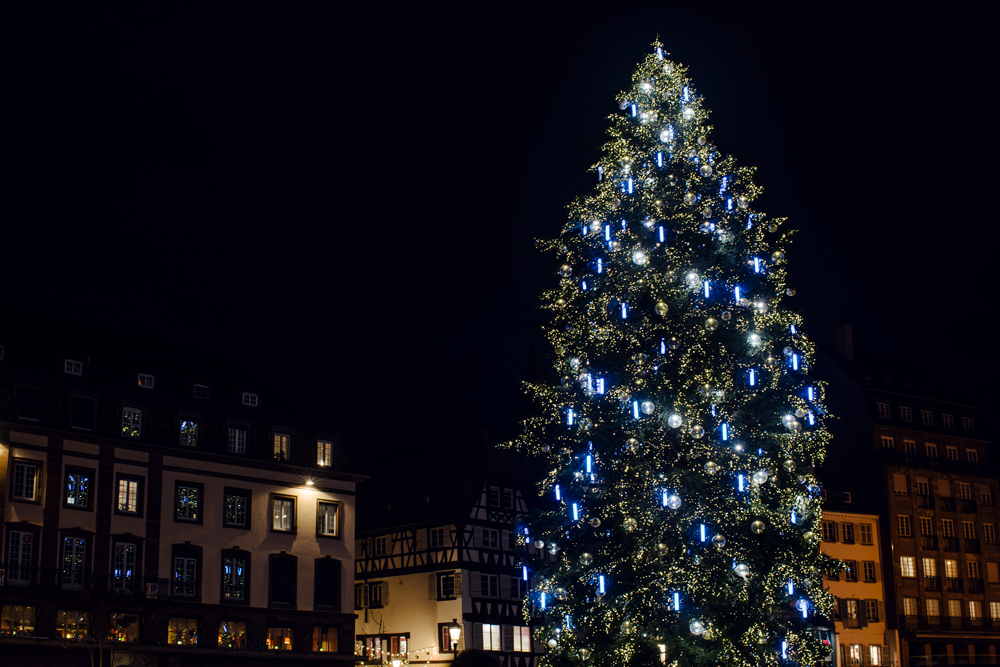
[448,619,462,653]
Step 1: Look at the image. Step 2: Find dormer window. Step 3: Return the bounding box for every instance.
[65,359,83,376]
[138,373,155,389]
[193,384,211,400]
[243,392,259,407]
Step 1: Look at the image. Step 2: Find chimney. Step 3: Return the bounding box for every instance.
[834,323,853,361]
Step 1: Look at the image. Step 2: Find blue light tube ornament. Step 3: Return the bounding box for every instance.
[596,378,605,394]
[598,575,606,595]
[621,304,628,319]
[738,474,746,492]
[658,225,665,242]
[749,369,756,387]
[700,524,707,542]
[540,592,547,610]
[572,503,579,521]
[633,401,640,419]
[721,423,729,441]
[673,591,680,611]
[555,484,561,501]
[567,409,575,426]
[585,454,592,474]
[522,566,528,581]
[657,151,663,167]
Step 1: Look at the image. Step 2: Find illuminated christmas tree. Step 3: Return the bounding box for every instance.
[512,43,835,667]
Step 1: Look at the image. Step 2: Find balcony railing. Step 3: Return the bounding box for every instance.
[900,615,998,633]
[917,494,935,509]
[943,537,960,551]
[0,563,170,599]
[946,577,963,592]
[924,576,942,590]
[921,535,939,549]
[965,538,981,553]
[960,498,978,514]
[939,497,957,512]
[968,578,985,593]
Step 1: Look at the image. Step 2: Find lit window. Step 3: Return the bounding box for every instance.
[267,627,294,650]
[110,613,140,642]
[61,537,86,590]
[317,501,341,537]
[193,384,211,399]
[926,598,940,617]
[990,601,1000,621]
[224,489,250,528]
[313,625,339,652]
[900,556,916,577]
[512,626,532,652]
[272,496,295,532]
[175,485,201,522]
[173,557,197,597]
[228,427,246,454]
[117,477,141,514]
[478,623,501,651]
[222,554,246,601]
[944,559,959,578]
[242,392,259,407]
[12,461,40,501]
[122,408,142,438]
[317,439,333,466]
[179,420,199,447]
[969,600,982,620]
[219,621,247,649]
[65,469,91,508]
[922,558,937,577]
[56,610,89,639]
[1,605,36,636]
[64,359,82,376]
[948,599,961,617]
[903,597,918,617]
[869,645,883,666]
[273,433,290,460]
[168,617,198,645]
[113,541,138,590]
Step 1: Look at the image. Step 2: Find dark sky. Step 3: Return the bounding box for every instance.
[8,4,999,448]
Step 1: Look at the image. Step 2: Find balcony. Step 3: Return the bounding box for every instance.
[917,494,935,509]
[921,535,938,549]
[960,498,978,513]
[900,615,998,633]
[946,577,963,592]
[924,576,942,591]
[942,537,960,551]
[969,578,985,593]
[939,497,957,512]
[965,538,982,553]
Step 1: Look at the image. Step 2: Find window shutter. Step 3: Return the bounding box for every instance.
[838,599,848,621]
[502,530,511,551]
[893,474,908,494]
[471,572,481,597]
[500,575,511,599]
[416,529,427,551]
[454,570,463,595]
[882,646,890,665]
[362,584,369,607]
[878,601,886,623]
[475,527,483,548]
[381,581,389,605]
[858,600,868,627]
[508,530,517,551]
[502,625,513,652]
[430,573,437,599]
[840,645,847,667]
[472,623,483,650]
[938,479,951,497]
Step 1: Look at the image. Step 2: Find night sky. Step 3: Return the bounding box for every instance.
[8,4,998,449]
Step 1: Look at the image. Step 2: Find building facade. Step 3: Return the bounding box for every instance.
[354,431,543,667]
[0,326,361,666]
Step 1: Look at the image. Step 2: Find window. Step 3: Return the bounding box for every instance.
[988,562,999,584]
[116,475,142,515]
[844,560,858,581]
[168,617,198,645]
[1,605,36,636]
[865,600,880,622]
[900,556,916,578]
[843,491,853,503]
[478,623,501,651]
[920,409,933,425]
[822,521,838,542]
[920,517,934,536]
[969,600,982,620]
[859,524,873,545]
[317,501,341,537]
[841,523,855,543]
[479,573,500,598]
[64,359,82,375]
[313,625,339,652]
[926,598,940,617]
[7,530,35,586]
[222,428,245,456]
[984,524,996,545]
[17,386,43,421]
[844,599,860,628]
[314,558,342,609]
[511,576,527,600]
[70,395,97,430]
[967,560,980,579]
[137,373,154,389]
[957,482,972,500]
[946,446,959,461]
[947,599,961,618]
[923,558,937,576]
[273,433,290,460]
[899,406,912,421]
[893,473,908,496]
[218,620,247,649]
[880,436,894,449]
[11,460,40,501]
[944,559,959,578]
[174,556,198,597]
[193,384,211,399]
[942,519,955,538]
[903,597,918,617]
[488,486,501,506]
[961,416,974,432]
[863,561,877,582]
[269,555,297,606]
[916,478,930,496]
[980,485,994,506]
[967,449,979,463]
[317,439,334,466]
[355,583,367,609]
[175,483,203,523]
[122,407,142,438]
[110,613,140,642]
[267,626,294,650]
[991,601,1000,621]
[511,626,532,652]
[846,644,862,665]
[221,552,247,601]
[224,488,251,528]
[243,392,259,407]
[271,495,295,532]
[64,467,92,509]
[897,515,912,537]
[113,541,138,590]
[61,536,86,590]
[942,413,954,429]
[56,610,89,639]
[373,536,387,556]
[868,645,883,666]
[479,527,500,549]
[963,521,976,539]
[903,439,916,457]
[925,442,938,457]
[430,527,447,548]
[437,571,459,599]
[179,420,199,447]
[503,489,515,509]
[876,402,890,418]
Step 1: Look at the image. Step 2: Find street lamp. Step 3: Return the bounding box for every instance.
[448,619,462,653]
